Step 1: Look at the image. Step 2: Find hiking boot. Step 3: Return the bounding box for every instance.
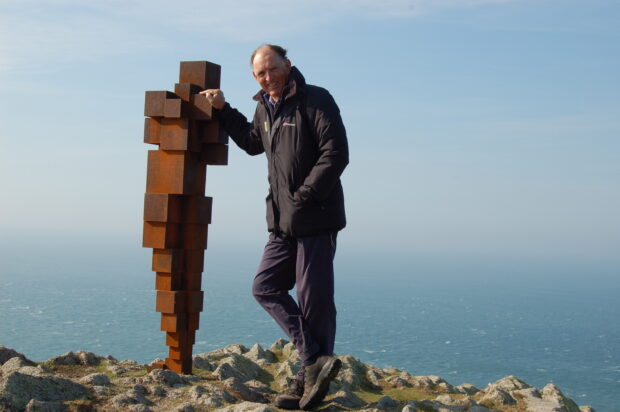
[274,394,301,410]
[273,367,305,410]
[299,355,342,410]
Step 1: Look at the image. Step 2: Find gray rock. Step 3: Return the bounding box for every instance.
[46,351,103,366]
[376,395,398,409]
[493,375,531,391]
[516,383,582,412]
[280,342,298,361]
[150,385,167,397]
[24,399,67,412]
[366,367,384,387]
[269,339,288,352]
[454,383,480,395]
[213,401,277,412]
[385,375,412,388]
[110,388,153,407]
[434,394,479,408]
[193,354,216,371]
[222,377,268,403]
[215,353,263,382]
[79,373,110,386]
[476,384,516,406]
[402,403,417,412]
[176,402,195,412]
[75,351,102,366]
[275,360,299,379]
[189,383,236,407]
[0,371,88,410]
[46,352,79,366]
[129,405,152,412]
[148,369,187,387]
[338,355,377,391]
[245,380,276,394]
[0,348,31,366]
[327,389,366,409]
[107,365,127,376]
[199,344,249,363]
[92,385,112,397]
[410,375,450,390]
[1,358,42,376]
[244,344,276,364]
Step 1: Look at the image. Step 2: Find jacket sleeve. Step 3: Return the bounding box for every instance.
[297,91,349,203]
[215,103,265,156]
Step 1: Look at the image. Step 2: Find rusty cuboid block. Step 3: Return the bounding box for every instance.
[142,60,227,374]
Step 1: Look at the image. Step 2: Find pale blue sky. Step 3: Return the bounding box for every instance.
[0,0,618,271]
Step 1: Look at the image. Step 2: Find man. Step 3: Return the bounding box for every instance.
[201,44,348,410]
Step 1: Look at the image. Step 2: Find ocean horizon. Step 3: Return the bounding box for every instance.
[1,243,618,412]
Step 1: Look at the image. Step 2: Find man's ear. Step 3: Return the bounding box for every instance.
[252,71,258,80]
[285,59,292,71]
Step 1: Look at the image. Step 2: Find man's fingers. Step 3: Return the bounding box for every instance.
[200,89,225,109]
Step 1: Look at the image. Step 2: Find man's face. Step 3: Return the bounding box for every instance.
[252,48,291,101]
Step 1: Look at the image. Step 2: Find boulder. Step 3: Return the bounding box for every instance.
[176,402,195,412]
[376,395,398,409]
[269,339,288,352]
[188,384,235,408]
[244,380,276,394]
[326,389,366,409]
[280,342,298,361]
[244,344,276,364]
[192,354,215,371]
[385,375,412,388]
[493,375,531,392]
[148,369,188,387]
[0,347,31,366]
[79,373,110,386]
[476,385,516,407]
[338,355,376,391]
[109,388,153,408]
[24,399,67,412]
[1,357,42,377]
[531,384,582,412]
[202,344,249,362]
[454,383,480,395]
[213,401,277,412]
[0,371,88,410]
[215,354,263,382]
[222,377,268,404]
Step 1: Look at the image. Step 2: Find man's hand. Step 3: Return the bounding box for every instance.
[200,89,226,110]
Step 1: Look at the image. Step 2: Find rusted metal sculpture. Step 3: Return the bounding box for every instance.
[142,61,227,374]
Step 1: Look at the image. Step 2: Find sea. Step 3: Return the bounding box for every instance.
[1,243,618,412]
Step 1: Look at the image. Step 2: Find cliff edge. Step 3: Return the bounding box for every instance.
[0,341,596,412]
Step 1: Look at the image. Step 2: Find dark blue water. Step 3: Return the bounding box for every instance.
[1,245,618,411]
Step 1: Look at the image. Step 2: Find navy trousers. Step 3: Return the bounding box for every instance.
[252,232,337,366]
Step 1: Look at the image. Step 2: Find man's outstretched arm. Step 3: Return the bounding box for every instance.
[201,89,264,156]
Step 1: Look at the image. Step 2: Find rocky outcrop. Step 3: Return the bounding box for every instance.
[0,342,597,412]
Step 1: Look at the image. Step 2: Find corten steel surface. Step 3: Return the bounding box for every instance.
[143,61,227,374]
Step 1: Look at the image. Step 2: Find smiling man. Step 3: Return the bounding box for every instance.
[201,44,349,410]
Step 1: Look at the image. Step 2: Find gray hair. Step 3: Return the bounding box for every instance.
[250,44,288,65]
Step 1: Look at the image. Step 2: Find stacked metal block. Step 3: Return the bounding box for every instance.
[142,61,227,374]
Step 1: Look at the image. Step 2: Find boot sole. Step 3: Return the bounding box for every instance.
[300,358,342,410]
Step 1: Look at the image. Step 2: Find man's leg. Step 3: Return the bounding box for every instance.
[296,232,341,410]
[252,234,321,365]
[295,232,338,359]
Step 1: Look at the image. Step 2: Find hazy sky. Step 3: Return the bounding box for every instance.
[1,0,618,269]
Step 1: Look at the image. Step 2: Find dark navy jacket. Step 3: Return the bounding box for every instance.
[215,67,349,237]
